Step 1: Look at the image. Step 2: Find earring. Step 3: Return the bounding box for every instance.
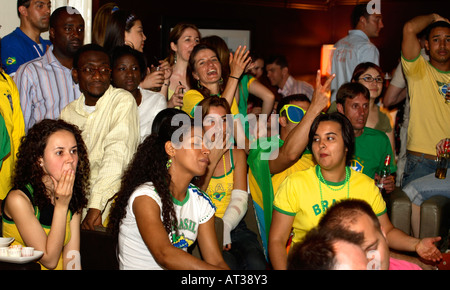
[166,158,173,169]
[197,80,203,89]
[218,77,223,85]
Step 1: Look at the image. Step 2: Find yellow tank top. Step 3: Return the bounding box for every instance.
[1,184,73,270]
[205,150,235,218]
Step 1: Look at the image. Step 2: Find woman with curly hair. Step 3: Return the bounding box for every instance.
[1,119,89,270]
[108,108,229,270]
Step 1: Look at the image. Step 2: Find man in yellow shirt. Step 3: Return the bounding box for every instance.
[401,14,450,187]
[60,44,139,229]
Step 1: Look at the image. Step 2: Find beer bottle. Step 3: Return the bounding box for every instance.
[377,154,391,194]
[435,139,450,179]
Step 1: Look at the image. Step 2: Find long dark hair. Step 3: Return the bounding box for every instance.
[187,44,225,99]
[13,119,89,214]
[103,10,140,54]
[108,109,195,241]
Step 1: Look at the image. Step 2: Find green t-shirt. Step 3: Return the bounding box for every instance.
[0,114,10,168]
[351,127,397,179]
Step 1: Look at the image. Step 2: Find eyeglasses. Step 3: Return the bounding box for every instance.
[359,76,384,83]
[280,104,306,124]
[79,67,112,76]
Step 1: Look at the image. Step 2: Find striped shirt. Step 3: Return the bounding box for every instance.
[14,46,80,132]
[278,75,314,100]
[60,86,140,221]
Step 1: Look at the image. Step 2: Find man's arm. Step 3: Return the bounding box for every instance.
[402,13,444,60]
[82,94,140,229]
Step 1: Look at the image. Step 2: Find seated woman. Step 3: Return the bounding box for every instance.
[111,45,167,141]
[1,119,89,270]
[403,138,450,238]
[108,109,229,270]
[268,112,442,269]
[195,96,266,270]
[351,62,395,153]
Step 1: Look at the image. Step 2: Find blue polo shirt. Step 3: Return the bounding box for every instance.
[1,27,51,75]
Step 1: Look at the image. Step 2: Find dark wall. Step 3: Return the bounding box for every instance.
[95,0,449,77]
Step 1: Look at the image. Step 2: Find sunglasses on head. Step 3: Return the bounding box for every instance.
[280,104,306,124]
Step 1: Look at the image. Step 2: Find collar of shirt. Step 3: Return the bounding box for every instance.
[75,85,114,116]
[348,29,371,42]
[278,75,295,96]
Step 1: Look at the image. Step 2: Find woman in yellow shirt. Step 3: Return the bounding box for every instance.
[182,43,251,118]
[1,119,89,270]
[269,112,442,270]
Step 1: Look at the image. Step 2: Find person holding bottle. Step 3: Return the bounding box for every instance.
[335,82,396,194]
[403,138,450,238]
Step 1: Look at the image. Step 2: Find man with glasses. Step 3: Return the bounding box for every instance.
[247,71,334,258]
[14,6,84,132]
[1,0,52,75]
[60,43,140,230]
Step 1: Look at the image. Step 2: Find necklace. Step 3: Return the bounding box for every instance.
[318,166,350,212]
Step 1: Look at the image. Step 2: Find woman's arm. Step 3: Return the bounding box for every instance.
[248,80,275,116]
[378,213,442,262]
[268,210,295,270]
[63,212,82,270]
[134,195,228,270]
[196,217,230,269]
[221,46,251,107]
[222,149,248,249]
[6,171,75,269]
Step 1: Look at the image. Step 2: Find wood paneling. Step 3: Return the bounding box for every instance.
[95,0,448,78]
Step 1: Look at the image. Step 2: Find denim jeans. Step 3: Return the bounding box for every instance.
[222,220,267,270]
[403,173,450,206]
[401,153,438,187]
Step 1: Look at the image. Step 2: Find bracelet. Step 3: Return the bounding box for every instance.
[229,75,240,80]
[164,83,169,86]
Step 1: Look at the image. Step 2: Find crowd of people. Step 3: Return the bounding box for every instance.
[0,0,449,270]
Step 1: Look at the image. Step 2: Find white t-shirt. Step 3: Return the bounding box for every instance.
[138,88,167,142]
[118,182,216,270]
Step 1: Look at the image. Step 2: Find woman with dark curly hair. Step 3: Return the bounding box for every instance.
[1,119,89,270]
[108,108,229,270]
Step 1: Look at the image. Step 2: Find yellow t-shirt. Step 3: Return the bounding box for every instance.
[274,165,386,246]
[0,71,25,199]
[401,54,450,155]
[181,89,239,118]
[205,150,235,218]
[271,151,316,196]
